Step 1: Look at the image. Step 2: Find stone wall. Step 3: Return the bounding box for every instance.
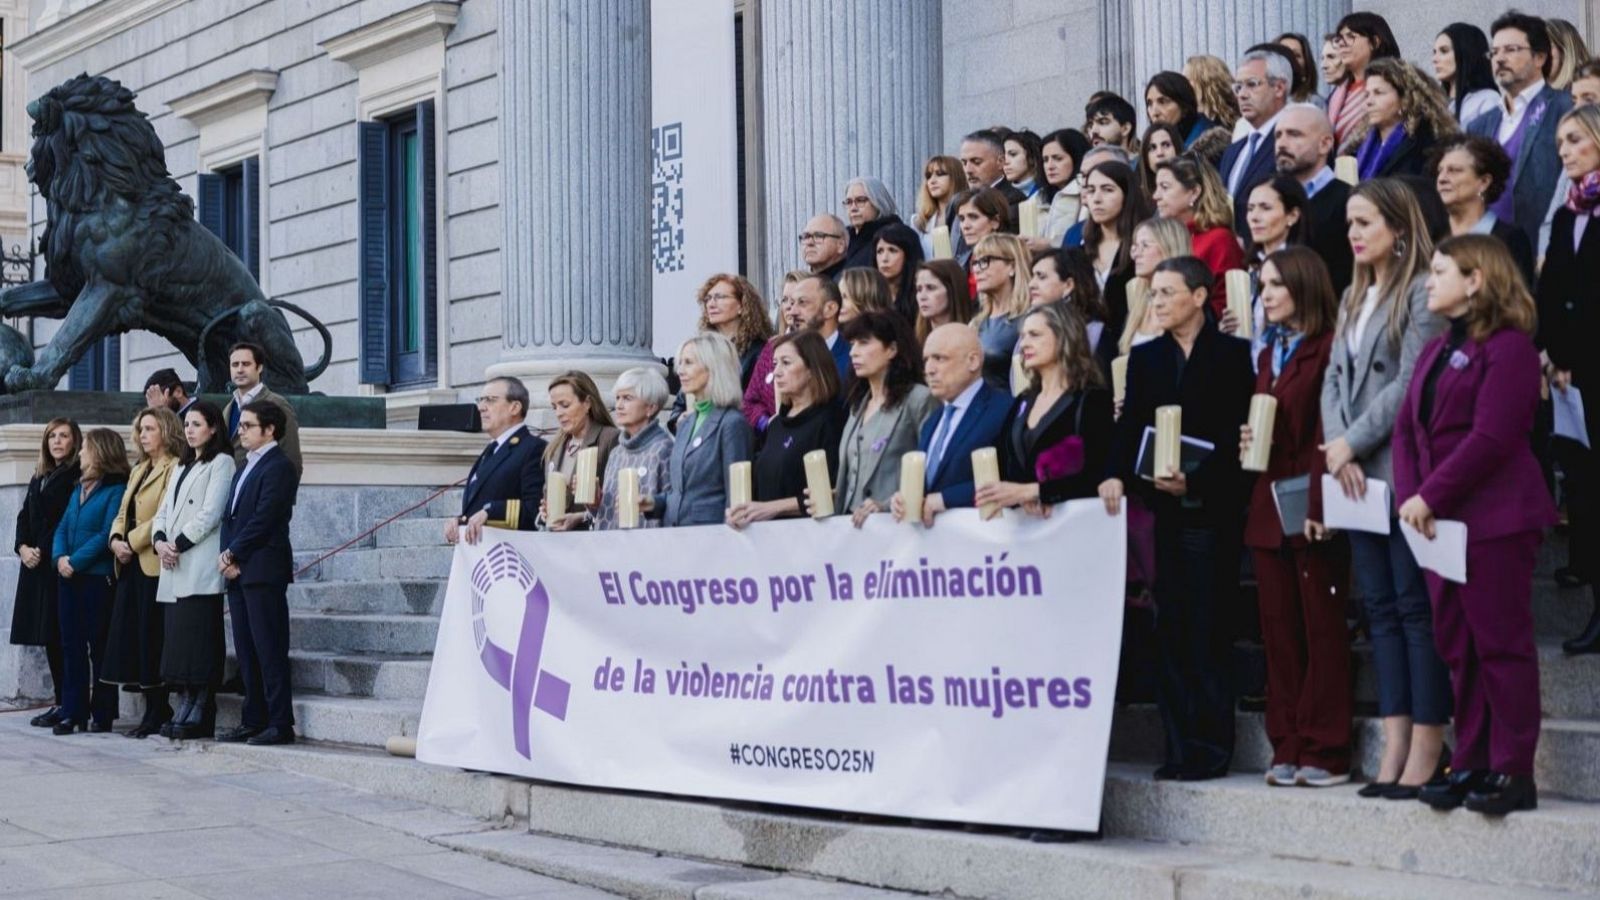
[1355,0,1591,73]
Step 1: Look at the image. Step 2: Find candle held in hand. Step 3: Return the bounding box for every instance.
[972,447,1001,521]
[899,451,926,524]
[546,471,569,522]
[1334,155,1358,185]
[931,225,953,260]
[1111,356,1129,405]
[1154,405,1182,479]
[573,447,599,505]
[1224,269,1253,340]
[728,461,752,508]
[803,450,835,518]
[617,468,640,529]
[1242,394,1277,472]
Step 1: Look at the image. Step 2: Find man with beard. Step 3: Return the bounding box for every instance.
[1274,104,1353,292]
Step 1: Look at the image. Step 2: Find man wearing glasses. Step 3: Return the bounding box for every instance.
[798,213,849,282]
[1467,11,1574,254]
[1221,46,1293,233]
[446,376,547,545]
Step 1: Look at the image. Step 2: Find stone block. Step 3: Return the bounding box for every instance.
[447,256,500,307]
[270,204,358,258]
[445,165,500,216]
[288,580,443,616]
[443,124,499,188]
[266,163,357,217]
[445,76,498,133]
[446,30,500,84]
[289,612,440,654]
[215,691,421,746]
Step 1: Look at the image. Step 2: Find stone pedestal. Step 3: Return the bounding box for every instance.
[756,0,943,300]
[0,391,387,429]
[492,0,658,418]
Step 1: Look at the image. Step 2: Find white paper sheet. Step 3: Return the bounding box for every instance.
[1320,475,1391,534]
[1553,386,1589,448]
[1400,518,1468,584]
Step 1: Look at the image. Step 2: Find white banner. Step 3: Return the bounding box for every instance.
[417,503,1126,831]
[650,0,739,357]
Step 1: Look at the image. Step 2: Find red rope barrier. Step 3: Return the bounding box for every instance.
[293,477,466,579]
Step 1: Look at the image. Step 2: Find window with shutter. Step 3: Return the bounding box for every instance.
[358,101,437,388]
[196,159,261,282]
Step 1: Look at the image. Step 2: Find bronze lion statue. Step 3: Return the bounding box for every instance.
[0,74,327,393]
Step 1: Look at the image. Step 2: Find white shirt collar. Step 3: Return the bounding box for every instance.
[491,424,523,451]
[233,382,265,407]
[946,376,984,412]
[1504,79,1546,114]
[1246,109,1283,141]
[246,440,278,465]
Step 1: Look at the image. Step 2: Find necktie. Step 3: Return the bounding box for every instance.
[228,401,241,439]
[1230,132,1261,196]
[924,404,957,489]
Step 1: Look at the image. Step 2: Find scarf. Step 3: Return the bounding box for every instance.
[690,399,714,439]
[1566,170,1600,215]
[1355,123,1408,180]
[1262,324,1303,378]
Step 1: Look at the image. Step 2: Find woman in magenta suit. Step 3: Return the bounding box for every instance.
[1395,235,1556,816]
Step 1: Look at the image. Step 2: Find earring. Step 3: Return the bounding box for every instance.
[1393,237,1406,258]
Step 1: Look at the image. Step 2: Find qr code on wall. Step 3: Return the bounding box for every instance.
[652,122,686,273]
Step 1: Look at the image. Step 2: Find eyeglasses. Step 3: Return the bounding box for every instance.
[1488,45,1530,59]
[1331,32,1360,48]
[475,394,506,405]
[1231,78,1268,94]
[798,232,844,243]
[972,255,1010,271]
[238,422,261,432]
[842,197,873,207]
[705,292,738,303]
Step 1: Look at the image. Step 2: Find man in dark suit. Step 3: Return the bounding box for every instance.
[1099,257,1254,782]
[217,400,301,746]
[1467,11,1575,255]
[799,213,849,283]
[1275,104,1353,293]
[1221,47,1291,234]
[891,323,1009,525]
[447,376,548,545]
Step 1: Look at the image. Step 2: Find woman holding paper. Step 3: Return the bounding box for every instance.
[650,333,753,528]
[1151,157,1246,320]
[728,331,845,529]
[979,304,1113,514]
[1237,247,1350,787]
[595,368,673,531]
[541,372,620,531]
[1394,235,1555,815]
[829,312,936,527]
[1319,178,1449,800]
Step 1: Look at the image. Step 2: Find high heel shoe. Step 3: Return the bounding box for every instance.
[1382,746,1451,800]
[1358,781,1396,798]
[51,720,85,735]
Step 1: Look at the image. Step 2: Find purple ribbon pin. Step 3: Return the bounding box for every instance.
[471,543,569,760]
[1449,350,1470,370]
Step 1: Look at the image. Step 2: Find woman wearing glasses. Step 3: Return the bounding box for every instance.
[1327,13,1402,146]
[969,234,1033,392]
[841,177,904,272]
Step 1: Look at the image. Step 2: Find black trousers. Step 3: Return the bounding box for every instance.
[227,580,294,729]
[1153,524,1237,774]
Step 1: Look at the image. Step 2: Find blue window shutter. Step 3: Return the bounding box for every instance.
[197,173,224,237]
[105,335,121,391]
[358,121,391,385]
[417,100,438,379]
[242,156,261,283]
[67,352,93,390]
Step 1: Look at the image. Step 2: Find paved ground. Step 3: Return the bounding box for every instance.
[0,708,620,899]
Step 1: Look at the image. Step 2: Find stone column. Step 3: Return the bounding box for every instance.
[1126,0,1350,94]
[756,0,942,300]
[491,0,657,412]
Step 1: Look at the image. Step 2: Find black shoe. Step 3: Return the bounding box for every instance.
[1357,781,1397,798]
[1420,769,1486,810]
[246,726,295,746]
[29,706,64,728]
[216,725,263,743]
[1153,763,1183,781]
[159,721,176,738]
[1381,783,1423,800]
[1563,604,1600,655]
[1175,767,1229,782]
[88,720,114,733]
[1465,773,1538,815]
[173,689,215,740]
[1555,566,1591,588]
[170,691,198,728]
[51,720,85,735]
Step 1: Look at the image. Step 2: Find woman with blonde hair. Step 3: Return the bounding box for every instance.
[1117,217,1193,354]
[11,417,81,728]
[649,332,753,527]
[1321,178,1448,801]
[970,233,1031,391]
[1546,18,1592,91]
[695,274,773,388]
[913,154,968,237]
[837,266,893,324]
[1151,157,1244,318]
[1185,54,1242,132]
[1347,58,1457,179]
[541,372,620,532]
[103,406,183,737]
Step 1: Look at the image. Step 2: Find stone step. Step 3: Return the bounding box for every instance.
[375,516,458,549]
[1110,704,1600,801]
[294,544,457,583]
[215,690,420,746]
[287,579,445,616]
[1534,579,1592,641]
[288,612,439,654]
[1102,762,1600,893]
[287,650,433,700]
[205,741,1578,900]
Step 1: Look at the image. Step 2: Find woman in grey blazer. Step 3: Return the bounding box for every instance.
[828,311,936,526]
[1320,179,1448,800]
[647,332,754,527]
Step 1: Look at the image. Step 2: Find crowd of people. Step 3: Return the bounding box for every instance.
[10,7,1598,826]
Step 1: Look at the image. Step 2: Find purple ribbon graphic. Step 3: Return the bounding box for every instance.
[471,543,569,759]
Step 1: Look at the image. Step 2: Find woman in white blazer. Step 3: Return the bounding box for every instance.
[150,401,237,741]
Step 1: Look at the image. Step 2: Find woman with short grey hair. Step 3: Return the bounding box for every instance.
[645,332,754,526]
[594,367,674,530]
[842,176,905,271]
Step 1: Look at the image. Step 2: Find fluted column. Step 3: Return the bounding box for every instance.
[1126,0,1350,92]
[757,0,942,300]
[491,0,656,404]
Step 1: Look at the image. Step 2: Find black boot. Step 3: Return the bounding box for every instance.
[130,687,173,738]
[1564,599,1600,655]
[1465,772,1538,815]
[161,690,195,739]
[175,689,215,740]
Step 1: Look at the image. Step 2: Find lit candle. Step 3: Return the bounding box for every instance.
[899,451,926,524]
[1010,352,1029,396]
[1018,196,1040,237]
[1334,155,1358,185]
[1224,269,1253,340]
[931,224,953,260]
[1111,355,1129,406]
[617,467,640,529]
[803,449,835,518]
[546,470,568,522]
[1154,405,1182,479]
[971,447,1001,521]
[728,461,752,508]
[1242,394,1278,473]
[573,446,599,505]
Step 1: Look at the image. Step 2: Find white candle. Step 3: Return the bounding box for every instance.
[617,468,640,529]
[1242,394,1277,473]
[899,451,926,524]
[931,224,953,260]
[803,450,834,518]
[546,471,568,522]
[573,447,599,505]
[1111,355,1129,406]
[1018,196,1040,237]
[1010,352,1029,396]
[1224,269,1253,340]
[972,447,1001,521]
[728,461,752,508]
[1334,155,1358,185]
[1154,405,1182,479]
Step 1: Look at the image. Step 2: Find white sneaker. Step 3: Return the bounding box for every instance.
[1295,766,1351,787]
[1265,763,1298,786]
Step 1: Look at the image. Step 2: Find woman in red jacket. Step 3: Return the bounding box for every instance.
[1238,247,1351,788]
[1151,156,1245,319]
[1396,235,1556,816]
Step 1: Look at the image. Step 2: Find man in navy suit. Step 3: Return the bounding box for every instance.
[786,275,852,382]
[217,401,301,746]
[447,376,548,546]
[891,323,1009,526]
[1220,46,1291,235]
[1467,12,1575,254]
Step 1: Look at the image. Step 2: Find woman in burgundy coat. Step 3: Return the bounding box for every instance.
[1396,235,1556,817]
[1238,247,1351,787]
